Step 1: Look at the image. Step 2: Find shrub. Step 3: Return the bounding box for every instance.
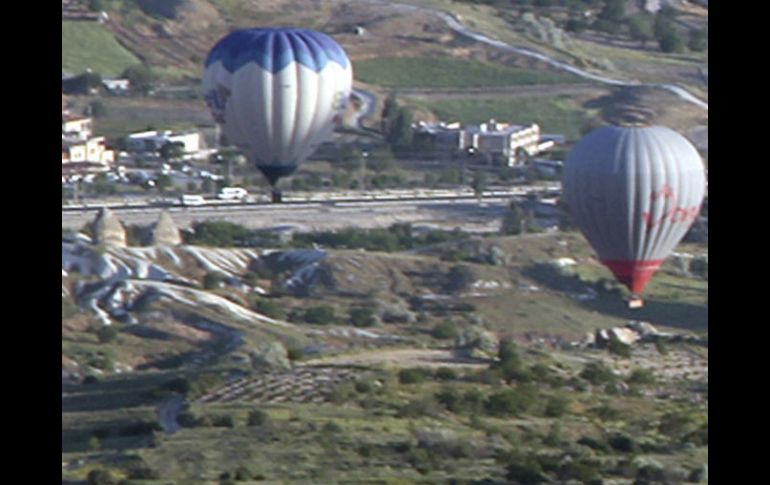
[398,368,426,384]
[302,305,336,325]
[580,361,617,385]
[436,387,464,413]
[577,435,610,453]
[431,321,458,340]
[126,466,159,479]
[591,404,621,422]
[505,453,548,484]
[96,325,119,344]
[397,397,443,418]
[286,347,305,361]
[187,221,251,246]
[558,458,601,483]
[544,395,570,418]
[444,265,476,293]
[627,368,656,386]
[484,386,538,417]
[435,367,458,381]
[608,433,638,453]
[607,337,632,358]
[203,271,226,290]
[247,409,269,427]
[234,465,253,480]
[62,297,79,319]
[322,421,343,434]
[349,307,377,327]
[249,296,286,319]
[354,380,374,393]
[88,435,101,451]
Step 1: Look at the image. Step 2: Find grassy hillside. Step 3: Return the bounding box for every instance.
[62,20,140,76]
[354,56,583,88]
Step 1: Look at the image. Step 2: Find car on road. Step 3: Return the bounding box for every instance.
[217,187,248,201]
[180,194,206,206]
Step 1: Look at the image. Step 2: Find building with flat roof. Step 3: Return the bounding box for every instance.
[125,130,202,154]
[414,119,555,166]
[62,114,93,140]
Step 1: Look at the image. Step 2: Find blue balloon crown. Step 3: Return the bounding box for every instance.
[205,27,350,74]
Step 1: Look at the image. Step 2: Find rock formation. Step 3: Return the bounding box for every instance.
[151,211,182,246]
[93,207,126,247]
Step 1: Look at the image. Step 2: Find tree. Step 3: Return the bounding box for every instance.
[155,173,172,193]
[444,265,475,293]
[387,107,414,152]
[688,27,708,52]
[90,100,108,118]
[201,177,214,194]
[349,307,377,327]
[203,271,226,289]
[381,92,399,135]
[628,14,654,47]
[658,28,685,53]
[501,201,526,235]
[337,144,364,172]
[122,64,155,94]
[96,325,118,344]
[160,141,185,162]
[62,71,102,95]
[470,171,487,201]
[598,0,625,23]
[87,469,115,485]
[366,146,396,173]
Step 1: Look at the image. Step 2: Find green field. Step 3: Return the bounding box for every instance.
[62,20,140,76]
[354,56,582,89]
[411,94,599,141]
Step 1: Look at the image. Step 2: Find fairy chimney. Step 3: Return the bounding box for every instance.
[93,207,126,247]
[151,210,182,246]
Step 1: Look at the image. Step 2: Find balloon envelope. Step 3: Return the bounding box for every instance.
[202,27,353,185]
[562,125,706,295]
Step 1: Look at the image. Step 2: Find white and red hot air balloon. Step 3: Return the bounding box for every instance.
[562,124,706,307]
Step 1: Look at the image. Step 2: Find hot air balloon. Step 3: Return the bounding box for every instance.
[562,123,706,308]
[202,27,353,202]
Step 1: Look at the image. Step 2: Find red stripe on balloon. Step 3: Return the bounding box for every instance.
[600,259,664,295]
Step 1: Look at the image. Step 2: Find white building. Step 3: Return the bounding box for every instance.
[62,137,115,165]
[125,130,202,153]
[62,114,93,140]
[415,119,549,166]
[102,78,130,93]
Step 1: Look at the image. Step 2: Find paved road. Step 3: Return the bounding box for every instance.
[157,393,185,434]
[62,195,515,232]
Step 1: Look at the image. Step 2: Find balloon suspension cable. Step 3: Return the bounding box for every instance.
[627,294,644,310]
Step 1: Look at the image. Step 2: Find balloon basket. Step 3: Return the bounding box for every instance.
[271,190,283,203]
[627,296,644,309]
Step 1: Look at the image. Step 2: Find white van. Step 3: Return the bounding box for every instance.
[180,194,206,206]
[217,187,248,201]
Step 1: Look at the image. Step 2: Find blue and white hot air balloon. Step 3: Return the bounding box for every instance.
[203,27,353,200]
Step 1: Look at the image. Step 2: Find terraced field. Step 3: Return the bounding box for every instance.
[198,366,358,405]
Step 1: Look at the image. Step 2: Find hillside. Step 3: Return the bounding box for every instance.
[62,228,708,482]
[63,0,707,133]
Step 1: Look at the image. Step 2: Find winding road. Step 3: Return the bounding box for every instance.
[366,0,707,111]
